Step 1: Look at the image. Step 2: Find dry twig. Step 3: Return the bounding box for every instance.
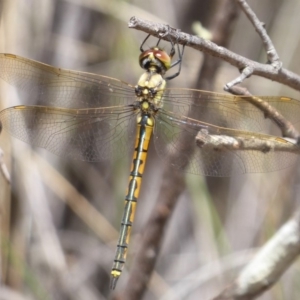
[225,86,300,140]
[0,147,10,184]
[235,0,282,70]
[128,17,300,92]
[213,211,300,300]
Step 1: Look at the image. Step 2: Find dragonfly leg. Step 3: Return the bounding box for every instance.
[165,41,185,81]
[140,34,152,53]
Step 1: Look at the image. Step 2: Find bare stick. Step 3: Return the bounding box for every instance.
[225,0,282,89]
[213,211,300,300]
[227,86,300,140]
[223,0,300,143]
[196,133,299,154]
[235,0,282,70]
[0,147,10,184]
[128,17,300,92]
[225,67,254,90]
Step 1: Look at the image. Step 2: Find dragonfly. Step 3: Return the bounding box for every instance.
[0,35,300,289]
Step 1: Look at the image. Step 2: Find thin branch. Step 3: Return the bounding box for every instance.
[0,147,10,184]
[128,17,300,92]
[235,0,282,70]
[226,86,300,140]
[196,133,299,153]
[224,67,254,91]
[226,0,282,89]
[213,210,300,300]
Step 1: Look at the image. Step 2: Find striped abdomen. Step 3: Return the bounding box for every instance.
[110,113,154,289]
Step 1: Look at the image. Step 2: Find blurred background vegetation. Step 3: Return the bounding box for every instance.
[0,0,300,299]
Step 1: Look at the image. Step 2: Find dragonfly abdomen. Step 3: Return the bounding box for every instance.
[110,114,154,289]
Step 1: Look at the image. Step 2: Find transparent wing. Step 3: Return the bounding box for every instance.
[0,105,137,161]
[1,54,299,173]
[154,109,299,176]
[162,88,300,132]
[0,53,135,108]
[152,88,300,176]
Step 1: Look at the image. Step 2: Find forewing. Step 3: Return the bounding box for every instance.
[162,89,300,132]
[0,53,135,108]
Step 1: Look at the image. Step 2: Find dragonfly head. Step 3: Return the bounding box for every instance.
[139,47,172,75]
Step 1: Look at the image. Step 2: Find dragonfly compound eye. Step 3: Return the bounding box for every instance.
[139,48,172,74]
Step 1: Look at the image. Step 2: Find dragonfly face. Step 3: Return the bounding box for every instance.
[0,35,300,289]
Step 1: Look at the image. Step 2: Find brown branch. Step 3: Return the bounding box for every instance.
[223,0,300,145]
[0,147,10,184]
[213,210,300,300]
[227,86,300,140]
[225,67,254,91]
[226,0,281,89]
[234,0,282,70]
[128,17,300,92]
[196,133,299,153]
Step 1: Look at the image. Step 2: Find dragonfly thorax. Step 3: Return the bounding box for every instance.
[135,72,166,109]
